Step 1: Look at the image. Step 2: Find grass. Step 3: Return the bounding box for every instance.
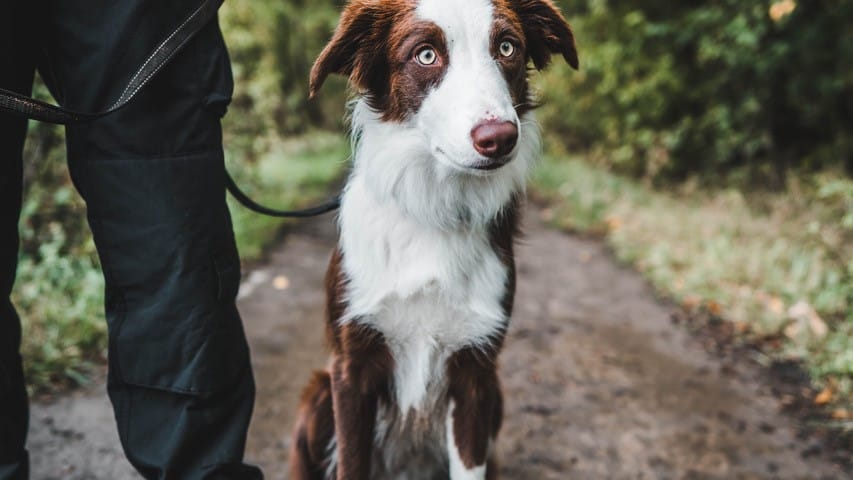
[532,142,853,412]
[15,120,108,391]
[14,222,107,390]
[226,131,349,260]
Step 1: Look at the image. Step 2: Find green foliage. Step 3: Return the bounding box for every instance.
[220,0,351,260]
[226,132,349,260]
[220,0,347,137]
[540,0,853,182]
[16,95,107,391]
[818,177,853,231]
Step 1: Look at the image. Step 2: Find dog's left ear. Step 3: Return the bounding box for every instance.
[512,0,579,71]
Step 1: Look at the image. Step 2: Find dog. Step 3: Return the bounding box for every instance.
[289,1,577,478]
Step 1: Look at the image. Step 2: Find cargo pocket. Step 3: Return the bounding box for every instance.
[213,250,241,303]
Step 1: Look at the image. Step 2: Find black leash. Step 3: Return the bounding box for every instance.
[0,0,340,218]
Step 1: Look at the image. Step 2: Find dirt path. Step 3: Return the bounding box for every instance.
[29,205,848,479]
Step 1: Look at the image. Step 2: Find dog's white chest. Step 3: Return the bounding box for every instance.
[378,290,467,412]
[339,178,509,413]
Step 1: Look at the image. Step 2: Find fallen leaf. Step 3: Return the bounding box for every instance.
[809,315,828,338]
[786,301,828,341]
[706,301,723,316]
[766,296,785,315]
[832,409,850,420]
[605,216,622,232]
[783,322,802,341]
[539,208,555,222]
[769,0,796,22]
[683,296,702,310]
[273,275,290,291]
[814,388,833,406]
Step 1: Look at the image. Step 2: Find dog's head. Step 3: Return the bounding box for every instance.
[311,0,577,172]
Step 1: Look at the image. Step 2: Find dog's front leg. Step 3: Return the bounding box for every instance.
[446,348,504,480]
[329,325,392,480]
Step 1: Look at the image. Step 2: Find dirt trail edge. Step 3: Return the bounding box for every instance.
[29,205,847,480]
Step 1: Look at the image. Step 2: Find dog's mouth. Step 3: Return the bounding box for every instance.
[468,156,513,171]
[435,147,514,174]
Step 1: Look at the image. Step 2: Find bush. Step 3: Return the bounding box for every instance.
[16,90,107,390]
[540,0,853,183]
[220,0,347,138]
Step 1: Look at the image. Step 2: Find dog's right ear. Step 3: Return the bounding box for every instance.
[512,0,579,71]
[310,1,393,98]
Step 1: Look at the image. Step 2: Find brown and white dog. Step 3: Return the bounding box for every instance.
[290,1,577,479]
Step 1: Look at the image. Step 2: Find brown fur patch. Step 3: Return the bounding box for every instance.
[324,247,347,349]
[329,323,394,480]
[490,196,521,326]
[382,20,450,121]
[447,347,505,470]
[290,372,335,480]
[311,0,452,122]
[310,1,417,114]
[491,2,533,114]
[507,0,579,70]
[331,250,396,479]
[293,248,397,480]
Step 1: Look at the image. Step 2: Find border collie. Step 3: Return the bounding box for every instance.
[290,1,577,478]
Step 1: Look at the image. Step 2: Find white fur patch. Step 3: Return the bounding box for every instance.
[339,171,512,411]
[416,0,522,171]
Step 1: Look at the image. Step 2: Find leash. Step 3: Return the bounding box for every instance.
[0,0,340,219]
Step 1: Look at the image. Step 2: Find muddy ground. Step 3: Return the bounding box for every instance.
[29,205,849,479]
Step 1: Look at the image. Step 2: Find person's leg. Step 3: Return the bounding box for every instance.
[40,2,261,478]
[0,3,36,480]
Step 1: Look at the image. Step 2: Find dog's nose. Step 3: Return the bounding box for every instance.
[471,120,518,158]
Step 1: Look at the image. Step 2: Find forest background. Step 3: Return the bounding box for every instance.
[15,0,852,422]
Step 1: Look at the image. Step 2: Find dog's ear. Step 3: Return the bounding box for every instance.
[512,0,579,71]
[310,2,394,98]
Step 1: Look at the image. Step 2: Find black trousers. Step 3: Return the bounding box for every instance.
[0,2,262,479]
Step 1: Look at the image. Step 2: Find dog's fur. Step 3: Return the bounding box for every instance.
[289,1,577,479]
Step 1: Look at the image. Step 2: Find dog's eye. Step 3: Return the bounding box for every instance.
[415,47,438,66]
[499,40,516,58]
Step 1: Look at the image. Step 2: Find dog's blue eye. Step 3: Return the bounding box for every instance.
[499,40,515,58]
[416,47,438,66]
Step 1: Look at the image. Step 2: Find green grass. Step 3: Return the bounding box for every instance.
[15,223,107,390]
[15,119,108,391]
[226,131,349,260]
[533,144,853,409]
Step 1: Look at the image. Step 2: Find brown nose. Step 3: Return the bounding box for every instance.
[471,120,518,158]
